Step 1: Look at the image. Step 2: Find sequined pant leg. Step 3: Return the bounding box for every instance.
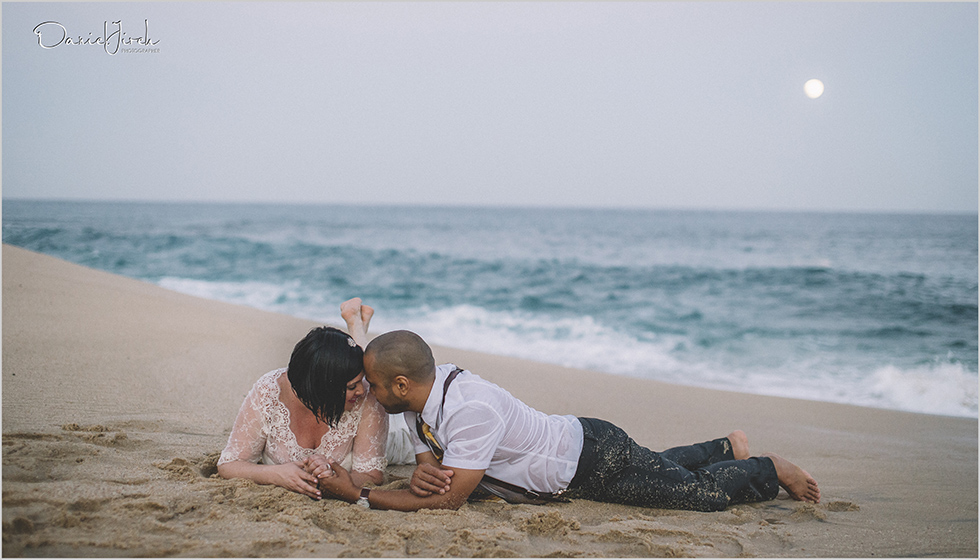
[569,417,779,512]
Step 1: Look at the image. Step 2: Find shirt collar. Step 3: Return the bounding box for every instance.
[418,363,456,429]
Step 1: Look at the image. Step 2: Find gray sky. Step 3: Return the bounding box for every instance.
[3,2,977,213]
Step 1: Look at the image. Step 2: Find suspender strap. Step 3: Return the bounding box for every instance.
[415,367,463,461]
[441,367,464,409]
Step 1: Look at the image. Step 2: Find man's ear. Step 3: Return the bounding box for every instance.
[391,375,411,398]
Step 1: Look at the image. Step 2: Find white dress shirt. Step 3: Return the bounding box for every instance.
[404,363,584,494]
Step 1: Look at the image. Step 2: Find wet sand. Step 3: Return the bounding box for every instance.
[3,244,977,557]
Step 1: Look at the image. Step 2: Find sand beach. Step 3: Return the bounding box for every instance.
[2,244,977,557]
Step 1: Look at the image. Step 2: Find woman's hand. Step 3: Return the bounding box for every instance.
[409,463,454,497]
[268,460,322,500]
[218,459,322,500]
[303,454,335,479]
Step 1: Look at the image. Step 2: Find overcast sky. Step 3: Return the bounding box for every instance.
[3,2,977,213]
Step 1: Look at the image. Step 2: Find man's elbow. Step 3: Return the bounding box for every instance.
[437,490,471,511]
[406,489,470,511]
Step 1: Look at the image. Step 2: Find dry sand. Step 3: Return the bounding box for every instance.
[2,243,977,557]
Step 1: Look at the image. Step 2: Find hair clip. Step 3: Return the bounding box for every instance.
[348,337,356,347]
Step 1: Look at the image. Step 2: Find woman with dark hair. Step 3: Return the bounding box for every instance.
[216,299,396,499]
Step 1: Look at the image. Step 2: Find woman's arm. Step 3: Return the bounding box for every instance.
[350,469,384,487]
[349,395,389,486]
[218,374,321,498]
[217,460,322,499]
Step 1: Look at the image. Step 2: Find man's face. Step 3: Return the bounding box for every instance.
[363,353,409,414]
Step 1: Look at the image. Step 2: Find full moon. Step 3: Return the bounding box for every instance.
[804,79,825,99]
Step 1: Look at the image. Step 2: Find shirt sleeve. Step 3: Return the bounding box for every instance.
[350,395,389,473]
[439,401,506,471]
[218,380,268,465]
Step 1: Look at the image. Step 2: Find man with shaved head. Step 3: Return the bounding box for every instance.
[311,330,820,512]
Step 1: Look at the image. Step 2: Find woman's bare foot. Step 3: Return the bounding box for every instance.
[361,304,374,333]
[727,430,750,460]
[341,298,363,328]
[340,298,368,348]
[762,453,820,503]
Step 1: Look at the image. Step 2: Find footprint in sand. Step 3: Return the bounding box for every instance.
[825,500,860,512]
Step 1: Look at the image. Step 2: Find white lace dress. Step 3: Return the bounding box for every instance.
[218,368,388,473]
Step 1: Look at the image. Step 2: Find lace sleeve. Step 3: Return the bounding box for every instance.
[350,394,388,473]
[218,378,269,465]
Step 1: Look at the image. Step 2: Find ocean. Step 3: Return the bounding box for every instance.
[4,199,977,418]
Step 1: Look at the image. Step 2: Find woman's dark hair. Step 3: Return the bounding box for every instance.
[287,326,364,427]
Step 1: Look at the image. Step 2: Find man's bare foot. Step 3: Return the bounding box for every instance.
[727,430,750,460]
[762,453,820,503]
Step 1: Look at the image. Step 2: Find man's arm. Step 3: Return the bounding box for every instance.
[318,460,484,512]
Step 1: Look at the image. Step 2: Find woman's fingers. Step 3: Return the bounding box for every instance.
[285,462,322,499]
[303,455,335,478]
[300,471,322,499]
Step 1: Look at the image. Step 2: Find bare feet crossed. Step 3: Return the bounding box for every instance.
[341,298,374,348]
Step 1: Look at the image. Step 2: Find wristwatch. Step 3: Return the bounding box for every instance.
[356,487,371,509]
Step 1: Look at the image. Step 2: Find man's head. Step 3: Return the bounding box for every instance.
[363,330,435,414]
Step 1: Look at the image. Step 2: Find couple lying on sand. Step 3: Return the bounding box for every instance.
[217,298,820,512]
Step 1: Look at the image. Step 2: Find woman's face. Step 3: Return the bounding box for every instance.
[344,372,367,411]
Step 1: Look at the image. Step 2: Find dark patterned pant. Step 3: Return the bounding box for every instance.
[567,417,779,512]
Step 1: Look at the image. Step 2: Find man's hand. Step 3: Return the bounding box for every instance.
[410,462,454,497]
[315,461,360,503]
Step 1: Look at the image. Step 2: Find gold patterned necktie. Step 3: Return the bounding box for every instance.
[415,416,444,462]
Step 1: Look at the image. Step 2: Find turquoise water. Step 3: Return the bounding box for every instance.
[4,199,977,417]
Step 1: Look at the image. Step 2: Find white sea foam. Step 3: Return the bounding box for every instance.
[377,304,979,418]
[159,277,293,310]
[867,362,978,418]
[156,277,341,324]
[372,304,686,377]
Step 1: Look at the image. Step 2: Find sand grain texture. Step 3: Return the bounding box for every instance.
[3,244,976,557]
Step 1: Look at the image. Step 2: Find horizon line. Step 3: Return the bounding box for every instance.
[3,196,977,218]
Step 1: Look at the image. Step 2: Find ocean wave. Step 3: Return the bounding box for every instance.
[371,304,979,419]
[373,304,687,377]
[156,276,336,322]
[6,201,976,418]
[145,276,980,419]
[868,362,978,418]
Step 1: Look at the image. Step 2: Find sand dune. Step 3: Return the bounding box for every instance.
[2,244,976,557]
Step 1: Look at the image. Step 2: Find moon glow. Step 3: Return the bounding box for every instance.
[804,79,825,99]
